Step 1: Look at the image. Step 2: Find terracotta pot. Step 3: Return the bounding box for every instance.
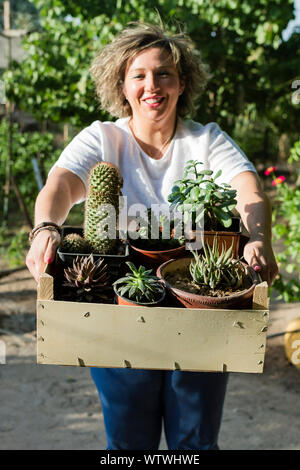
[129,241,186,269]
[204,230,240,258]
[187,217,242,258]
[156,257,260,310]
[113,285,166,307]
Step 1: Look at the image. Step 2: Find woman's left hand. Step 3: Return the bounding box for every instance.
[243,238,278,287]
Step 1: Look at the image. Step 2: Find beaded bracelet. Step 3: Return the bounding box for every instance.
[29,226,61,245]
[29,221,62,244]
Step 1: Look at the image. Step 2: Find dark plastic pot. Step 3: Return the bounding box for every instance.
[57,225,130,281]
[156,257,260,310]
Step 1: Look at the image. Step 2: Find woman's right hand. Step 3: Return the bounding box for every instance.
[26,229,61,283]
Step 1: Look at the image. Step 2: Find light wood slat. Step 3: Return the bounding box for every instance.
[253,281,269,310]
[37,300,268,373]
[37,271,53,301]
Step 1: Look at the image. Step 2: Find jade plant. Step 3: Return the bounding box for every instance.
[189,238,246,291]
[113,261,165,303]
[168,160,238,231]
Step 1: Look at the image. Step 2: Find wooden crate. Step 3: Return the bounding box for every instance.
[36,264,269,374]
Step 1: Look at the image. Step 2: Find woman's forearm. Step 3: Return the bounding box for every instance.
[230,171,272,242]
[26,168,85,282]
[230,171,278,285]
[34,167,85,226]
[237,192,272,243]
[34,182,73,226]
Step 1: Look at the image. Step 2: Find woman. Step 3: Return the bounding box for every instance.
[26,22,278,450]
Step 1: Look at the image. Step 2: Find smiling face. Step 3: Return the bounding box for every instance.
[122,47,185,127]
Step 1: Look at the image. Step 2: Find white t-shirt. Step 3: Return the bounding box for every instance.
[49,117,256,208]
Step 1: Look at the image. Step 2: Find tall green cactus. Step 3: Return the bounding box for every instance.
[84,162,123,254]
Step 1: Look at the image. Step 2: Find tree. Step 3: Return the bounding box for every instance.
[0,118,60,217]
[0,0,40,31]
[3,0,299,151]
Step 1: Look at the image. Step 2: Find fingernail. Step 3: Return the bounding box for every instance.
[46,257,53,264]
[253,265,261,272]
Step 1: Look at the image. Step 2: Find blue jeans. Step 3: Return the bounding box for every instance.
[90,367,229,450]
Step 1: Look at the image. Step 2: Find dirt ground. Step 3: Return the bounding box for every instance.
[0,265,300,451]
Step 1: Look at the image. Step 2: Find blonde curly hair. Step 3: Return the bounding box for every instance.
[90,21,211,118]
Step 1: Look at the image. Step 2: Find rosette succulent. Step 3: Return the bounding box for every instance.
[113,261,165,303]
[63,254,111,302]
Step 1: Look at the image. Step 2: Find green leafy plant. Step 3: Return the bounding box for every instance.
[168,160,237,230]
[189,238,246,291]
[0,119,61,216]
[289,138,300,165]
[113,261,165,303]
[4,0,297,144]
[0,227,29,268]
[265,139,300,302]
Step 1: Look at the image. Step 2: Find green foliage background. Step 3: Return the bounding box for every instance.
[271,138,300,302]
[0,119,60,214]
[3,0,299,139]
[0,0,300,296]
[0,119,61,266]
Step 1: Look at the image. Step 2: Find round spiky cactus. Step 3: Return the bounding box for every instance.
[60,233,90,254]
[84,162,123,254]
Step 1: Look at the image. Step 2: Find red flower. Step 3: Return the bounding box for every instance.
[264,166,277,176]
[272,176,286,186]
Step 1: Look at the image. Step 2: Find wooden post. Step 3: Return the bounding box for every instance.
[63,123,69,143]
[2,2,30,227]
[11,173,33,228]
[252,281,269,310]
[2,1,11,224]
[4,1,10,31]
[37,266,54,301]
